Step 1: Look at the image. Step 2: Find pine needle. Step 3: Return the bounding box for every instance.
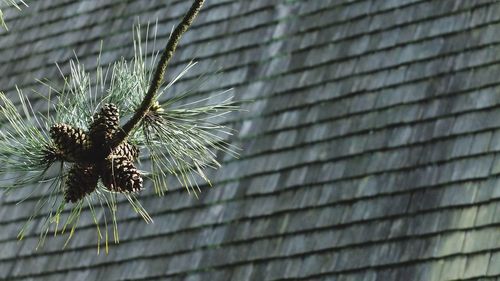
[0,0,27,30]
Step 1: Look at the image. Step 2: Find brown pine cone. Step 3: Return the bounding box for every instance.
[112,142,139,161]
[64,164,99,203]
[88,103,120,145]
[50,124,90,162]
[101,156,143,193]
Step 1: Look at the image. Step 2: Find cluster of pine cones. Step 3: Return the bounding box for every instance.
[48,103,143,203]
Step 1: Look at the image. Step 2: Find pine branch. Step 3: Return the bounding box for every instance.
[0,0,241,249]
[114,0,205,148]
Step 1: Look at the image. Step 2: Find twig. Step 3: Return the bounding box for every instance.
[113,0,205,148]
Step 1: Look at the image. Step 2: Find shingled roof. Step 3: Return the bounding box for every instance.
[0,0,498,280]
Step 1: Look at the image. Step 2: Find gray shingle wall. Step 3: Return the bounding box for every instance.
[0,0,499,280]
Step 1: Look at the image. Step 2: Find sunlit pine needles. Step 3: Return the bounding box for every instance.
[0,0,27,30]
[143,89,240,196]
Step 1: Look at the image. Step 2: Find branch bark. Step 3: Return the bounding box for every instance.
[112,0,205,148]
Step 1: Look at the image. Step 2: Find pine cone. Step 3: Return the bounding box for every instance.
[50,124,90,162]
[65,164,99,203]
[88,103,120,145]
[112,142,139,161]
[101,156,143,193]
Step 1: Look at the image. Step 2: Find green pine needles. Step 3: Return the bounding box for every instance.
[0,0,27,30]
[0,0,239,252]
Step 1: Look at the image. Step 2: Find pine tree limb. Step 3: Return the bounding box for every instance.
[114,0,205,148]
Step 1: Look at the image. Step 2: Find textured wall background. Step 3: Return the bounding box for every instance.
[1,0,500,280]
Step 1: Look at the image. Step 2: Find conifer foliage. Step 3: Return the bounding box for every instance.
[0,0,27,30]
[0,0,240,251]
